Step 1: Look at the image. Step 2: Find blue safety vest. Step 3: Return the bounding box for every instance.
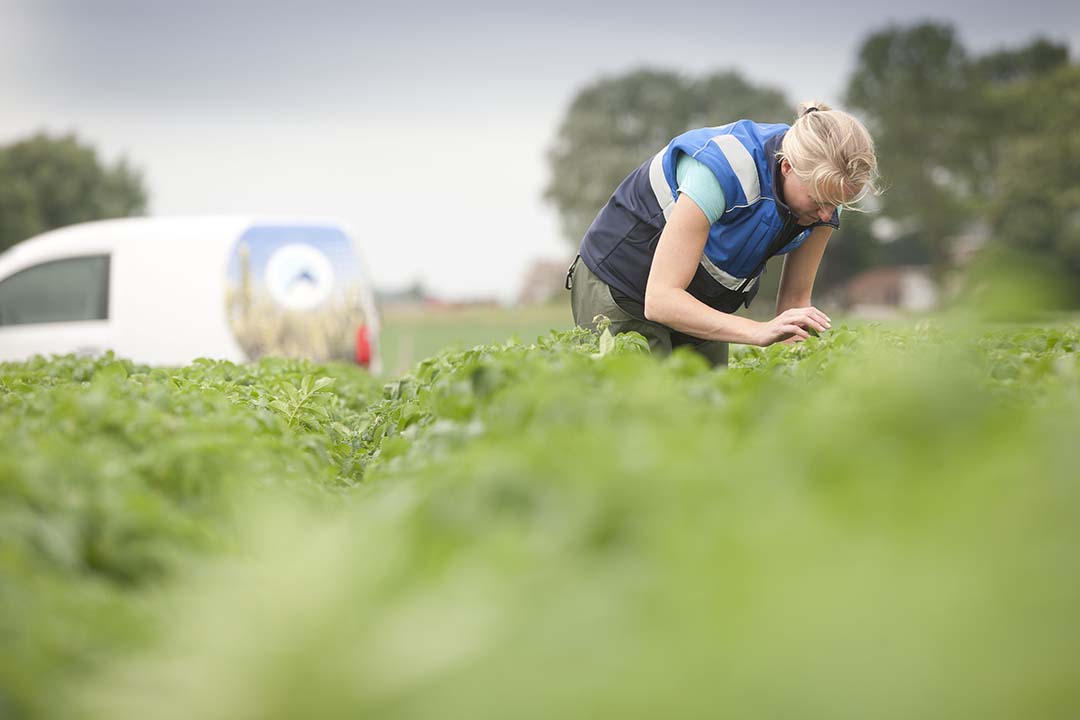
[578,121,839,315]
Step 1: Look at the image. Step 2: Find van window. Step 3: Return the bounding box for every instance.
[0,255,110,326]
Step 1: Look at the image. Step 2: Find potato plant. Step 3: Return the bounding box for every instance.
[1,322,1078,719]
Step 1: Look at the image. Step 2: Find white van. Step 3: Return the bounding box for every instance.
[0,216,381,372]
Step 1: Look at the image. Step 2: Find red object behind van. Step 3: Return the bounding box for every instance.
[355,323,372,367]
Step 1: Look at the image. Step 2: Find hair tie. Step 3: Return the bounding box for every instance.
[805,106,819,115]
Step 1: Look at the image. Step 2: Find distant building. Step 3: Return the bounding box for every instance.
[949,222,991,266]
[376,281,429,309]
[518,258,573,306]
[836,265,938,318]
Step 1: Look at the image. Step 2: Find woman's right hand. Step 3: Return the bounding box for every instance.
[754,307,831,346]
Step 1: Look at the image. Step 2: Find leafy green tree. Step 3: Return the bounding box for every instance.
[545,68,790,248]
[964,39,1070,202]
[985,64,1080,302]
[0,133,148,253]
[972,39,1069,86]
[846,24,1071,285]
[845,22,977,282]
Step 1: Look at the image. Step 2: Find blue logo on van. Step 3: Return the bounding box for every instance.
[225,225,368,362]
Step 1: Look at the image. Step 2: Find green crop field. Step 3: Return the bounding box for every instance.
[2,319,1079,719]
[377,301,572,375]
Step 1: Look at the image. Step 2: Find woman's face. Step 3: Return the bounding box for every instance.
[780,159,837,226]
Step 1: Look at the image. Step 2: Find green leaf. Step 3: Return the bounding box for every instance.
[597,328,615,357]
[268,400,291,415]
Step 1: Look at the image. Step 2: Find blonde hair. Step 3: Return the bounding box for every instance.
[778,101,880,211]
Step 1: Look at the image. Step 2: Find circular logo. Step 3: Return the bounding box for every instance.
[264,244,335,310]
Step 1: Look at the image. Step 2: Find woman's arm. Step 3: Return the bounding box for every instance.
[643,194,830,345]
[776,226,832,314]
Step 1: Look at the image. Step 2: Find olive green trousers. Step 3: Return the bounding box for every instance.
[567,257,728,367]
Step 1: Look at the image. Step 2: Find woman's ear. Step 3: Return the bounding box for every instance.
[780,158,793,177]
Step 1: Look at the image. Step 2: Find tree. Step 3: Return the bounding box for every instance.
[846,24,1071,286]
[544,68,790,248]
[845,22,977,282]
[972,39,1069,86]
[985,64,1080,302]
[963,38,1069,202]
[0,133,148,253]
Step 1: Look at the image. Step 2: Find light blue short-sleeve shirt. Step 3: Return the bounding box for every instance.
[675,153,726,224]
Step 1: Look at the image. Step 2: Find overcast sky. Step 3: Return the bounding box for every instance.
[2,0,1077,301]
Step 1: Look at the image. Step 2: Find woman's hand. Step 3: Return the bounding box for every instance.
[753,306,831,346]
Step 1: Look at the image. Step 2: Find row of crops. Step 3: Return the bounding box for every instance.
[2,321,1079,718]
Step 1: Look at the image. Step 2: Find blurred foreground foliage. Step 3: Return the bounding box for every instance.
[2,321,1080,718]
